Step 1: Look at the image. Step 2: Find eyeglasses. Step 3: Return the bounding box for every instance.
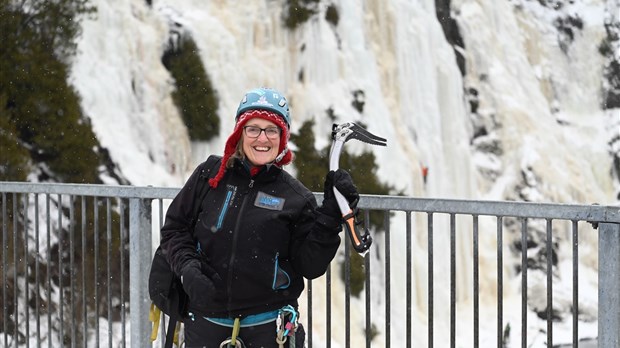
[243,126,281,139]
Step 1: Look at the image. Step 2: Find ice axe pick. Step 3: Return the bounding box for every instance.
[329,122,387,255]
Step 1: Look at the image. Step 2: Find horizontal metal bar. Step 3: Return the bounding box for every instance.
[0,181,179,199]
[356,195,620,223]
[2,182,619,223]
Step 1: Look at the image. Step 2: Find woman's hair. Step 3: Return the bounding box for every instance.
[227,139,245,168]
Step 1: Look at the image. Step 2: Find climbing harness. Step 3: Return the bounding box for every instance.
[211,309,284,348]
[275,305,298,348]
[207,310,280,327]
[329,122,387,255]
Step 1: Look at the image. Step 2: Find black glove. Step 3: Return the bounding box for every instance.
[319,169,360,219]
[180,259,219,310]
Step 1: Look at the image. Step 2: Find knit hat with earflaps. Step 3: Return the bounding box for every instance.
[208,109,293,188]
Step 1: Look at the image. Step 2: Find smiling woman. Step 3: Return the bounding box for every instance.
[157,87,361,348]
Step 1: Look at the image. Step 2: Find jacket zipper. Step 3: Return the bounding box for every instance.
[225,178,255,315]
[272,252,280,289]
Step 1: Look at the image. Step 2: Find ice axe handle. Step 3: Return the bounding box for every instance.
[334,188,372,254]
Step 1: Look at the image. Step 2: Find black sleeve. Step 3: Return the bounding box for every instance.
[160,162,206,276]
[289,192,342,279]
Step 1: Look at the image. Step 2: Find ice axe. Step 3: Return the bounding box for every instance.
[329,122,387,255]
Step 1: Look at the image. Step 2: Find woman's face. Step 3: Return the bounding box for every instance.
[241,118,281,166]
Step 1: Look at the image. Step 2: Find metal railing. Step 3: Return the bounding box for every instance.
[0,181,618,348]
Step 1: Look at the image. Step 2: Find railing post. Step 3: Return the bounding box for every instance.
[130,198,152,348]
[599,222,620,347]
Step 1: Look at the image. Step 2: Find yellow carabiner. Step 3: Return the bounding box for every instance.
[173,321,182,346]
[149,303,161,341]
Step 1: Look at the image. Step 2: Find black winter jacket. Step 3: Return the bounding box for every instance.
[160,156,342,318]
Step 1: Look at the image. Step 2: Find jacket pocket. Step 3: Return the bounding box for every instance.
[272,253,291,290]
[215,187,234,231]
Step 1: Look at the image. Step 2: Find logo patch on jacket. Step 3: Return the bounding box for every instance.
[254,191,285,211]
